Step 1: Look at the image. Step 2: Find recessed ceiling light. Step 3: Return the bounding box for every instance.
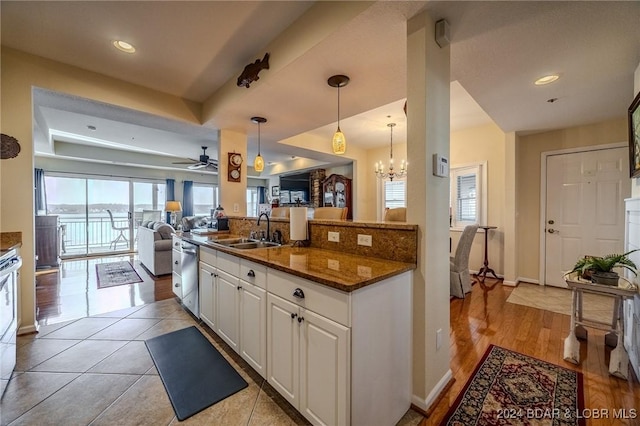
[534,74,559,85]
[113,40,136,54]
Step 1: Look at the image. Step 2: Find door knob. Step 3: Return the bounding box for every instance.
[548,220,555,225]
[548,228,559,234]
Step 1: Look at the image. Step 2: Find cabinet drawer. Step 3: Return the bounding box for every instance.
[217,251,240,277]
[172,236,182,251]
[268,268,350,327]
[172,272,182,299]
[172,249,181,275]
[240,259,266,289]
[200,246,217,267]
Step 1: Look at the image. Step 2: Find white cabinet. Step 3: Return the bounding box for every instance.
[624,197,640,380]
[266,277,350,426]
[199,260,216,329]
[216,269,240,352]
[239,278,267,377]
[171,236,182,299]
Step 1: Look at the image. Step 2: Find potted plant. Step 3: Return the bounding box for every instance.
[567,250,638,285]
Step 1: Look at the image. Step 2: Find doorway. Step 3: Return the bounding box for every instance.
[542,145,630,287]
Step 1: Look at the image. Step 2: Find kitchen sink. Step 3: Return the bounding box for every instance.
[212,238,280,250]
[229,241,281,250]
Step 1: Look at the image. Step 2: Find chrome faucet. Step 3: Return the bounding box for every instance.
[257,213,270,242]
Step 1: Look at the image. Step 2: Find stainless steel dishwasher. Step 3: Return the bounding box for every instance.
[180,241,199,317]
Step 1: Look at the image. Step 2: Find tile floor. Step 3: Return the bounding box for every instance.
[2,298,424,426]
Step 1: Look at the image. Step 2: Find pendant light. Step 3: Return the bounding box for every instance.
[327,75,350,155]
[375,123,407,181]
[251,116,266,173]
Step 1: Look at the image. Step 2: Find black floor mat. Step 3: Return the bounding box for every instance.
[145,326,248,421]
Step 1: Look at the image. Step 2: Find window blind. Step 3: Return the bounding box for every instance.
[456,173,476,221]
[384,180,406,209]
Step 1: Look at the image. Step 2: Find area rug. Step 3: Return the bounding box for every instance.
[443,345,585,425]
[145,326,248,421]
[507,282,613,324]
[96,261,143,288]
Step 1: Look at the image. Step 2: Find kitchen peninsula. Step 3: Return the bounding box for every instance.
[173,218,417,426]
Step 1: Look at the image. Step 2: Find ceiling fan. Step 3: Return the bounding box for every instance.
[173,146,218,171]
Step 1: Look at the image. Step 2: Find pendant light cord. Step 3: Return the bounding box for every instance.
[337,86,341,131]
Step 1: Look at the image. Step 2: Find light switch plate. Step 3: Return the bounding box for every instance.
[328,231,340,242]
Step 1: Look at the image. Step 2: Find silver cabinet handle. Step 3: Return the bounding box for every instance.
[174,283,180,288]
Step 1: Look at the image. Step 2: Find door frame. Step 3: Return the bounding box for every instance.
[538,141,628,286]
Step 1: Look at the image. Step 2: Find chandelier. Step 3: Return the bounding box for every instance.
[374,123,407,181]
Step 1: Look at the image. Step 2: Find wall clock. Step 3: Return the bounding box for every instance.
[1,134,21,159]
[228,152,243,182]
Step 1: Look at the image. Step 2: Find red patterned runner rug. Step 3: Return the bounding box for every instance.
[443,344,585,425]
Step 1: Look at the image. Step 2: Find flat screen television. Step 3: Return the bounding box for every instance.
[279,172,310,203]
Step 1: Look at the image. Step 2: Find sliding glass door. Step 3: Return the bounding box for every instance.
[44,174,166,257]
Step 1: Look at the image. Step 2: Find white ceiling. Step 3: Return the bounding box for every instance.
[2,1,639,173]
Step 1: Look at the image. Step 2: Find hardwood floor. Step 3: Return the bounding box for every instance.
[35,254,173,326]
[422,279,640,426]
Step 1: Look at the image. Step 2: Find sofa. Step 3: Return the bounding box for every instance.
[137,221,175,276]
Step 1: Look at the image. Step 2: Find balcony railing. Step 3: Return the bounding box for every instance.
[60,215,135,255]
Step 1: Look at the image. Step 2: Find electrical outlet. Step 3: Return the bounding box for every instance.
[328,231,340,242]
[328,259,340,270]
[233,203,239,213]
[436,328,443,349]
[357,234,372,246]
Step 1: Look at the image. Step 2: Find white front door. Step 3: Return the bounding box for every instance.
[544,147,629,287]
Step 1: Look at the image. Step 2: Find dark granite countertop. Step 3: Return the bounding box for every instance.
[178,232,415,293]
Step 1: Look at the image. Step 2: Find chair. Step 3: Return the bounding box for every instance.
[107,209,129,250]
[270,207,290,218]
[313,207,348,220]
[450,223,479,298]
[384,207,406,222]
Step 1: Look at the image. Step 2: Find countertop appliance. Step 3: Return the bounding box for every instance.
[0,248,21,397]
[180,241,199,317]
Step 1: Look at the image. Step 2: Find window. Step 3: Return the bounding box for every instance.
[384,179,406,209]
[450,163,486,228]
[247,187,259,217]
[192,184,218,216]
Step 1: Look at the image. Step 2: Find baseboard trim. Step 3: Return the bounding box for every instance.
[18,322,39,335]
[502,280,517,287]
[411,369,453,413]
[516,277,540,285]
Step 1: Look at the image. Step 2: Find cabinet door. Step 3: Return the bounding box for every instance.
[171,272,182,299]
[299,308,350,426]
[267,293,299,408]
[239,281,266,378]
[216,269,240,352]
[198,261,216,329]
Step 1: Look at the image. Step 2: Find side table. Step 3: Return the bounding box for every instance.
[563,274,638,379]
[476,226,500,281]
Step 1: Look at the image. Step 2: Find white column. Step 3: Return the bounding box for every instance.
[218,129,247,217]
[503,132,518,285]
[406,11,452,410]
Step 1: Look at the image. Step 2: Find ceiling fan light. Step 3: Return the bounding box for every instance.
[254,154,264,172]
[332,129,346,155]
